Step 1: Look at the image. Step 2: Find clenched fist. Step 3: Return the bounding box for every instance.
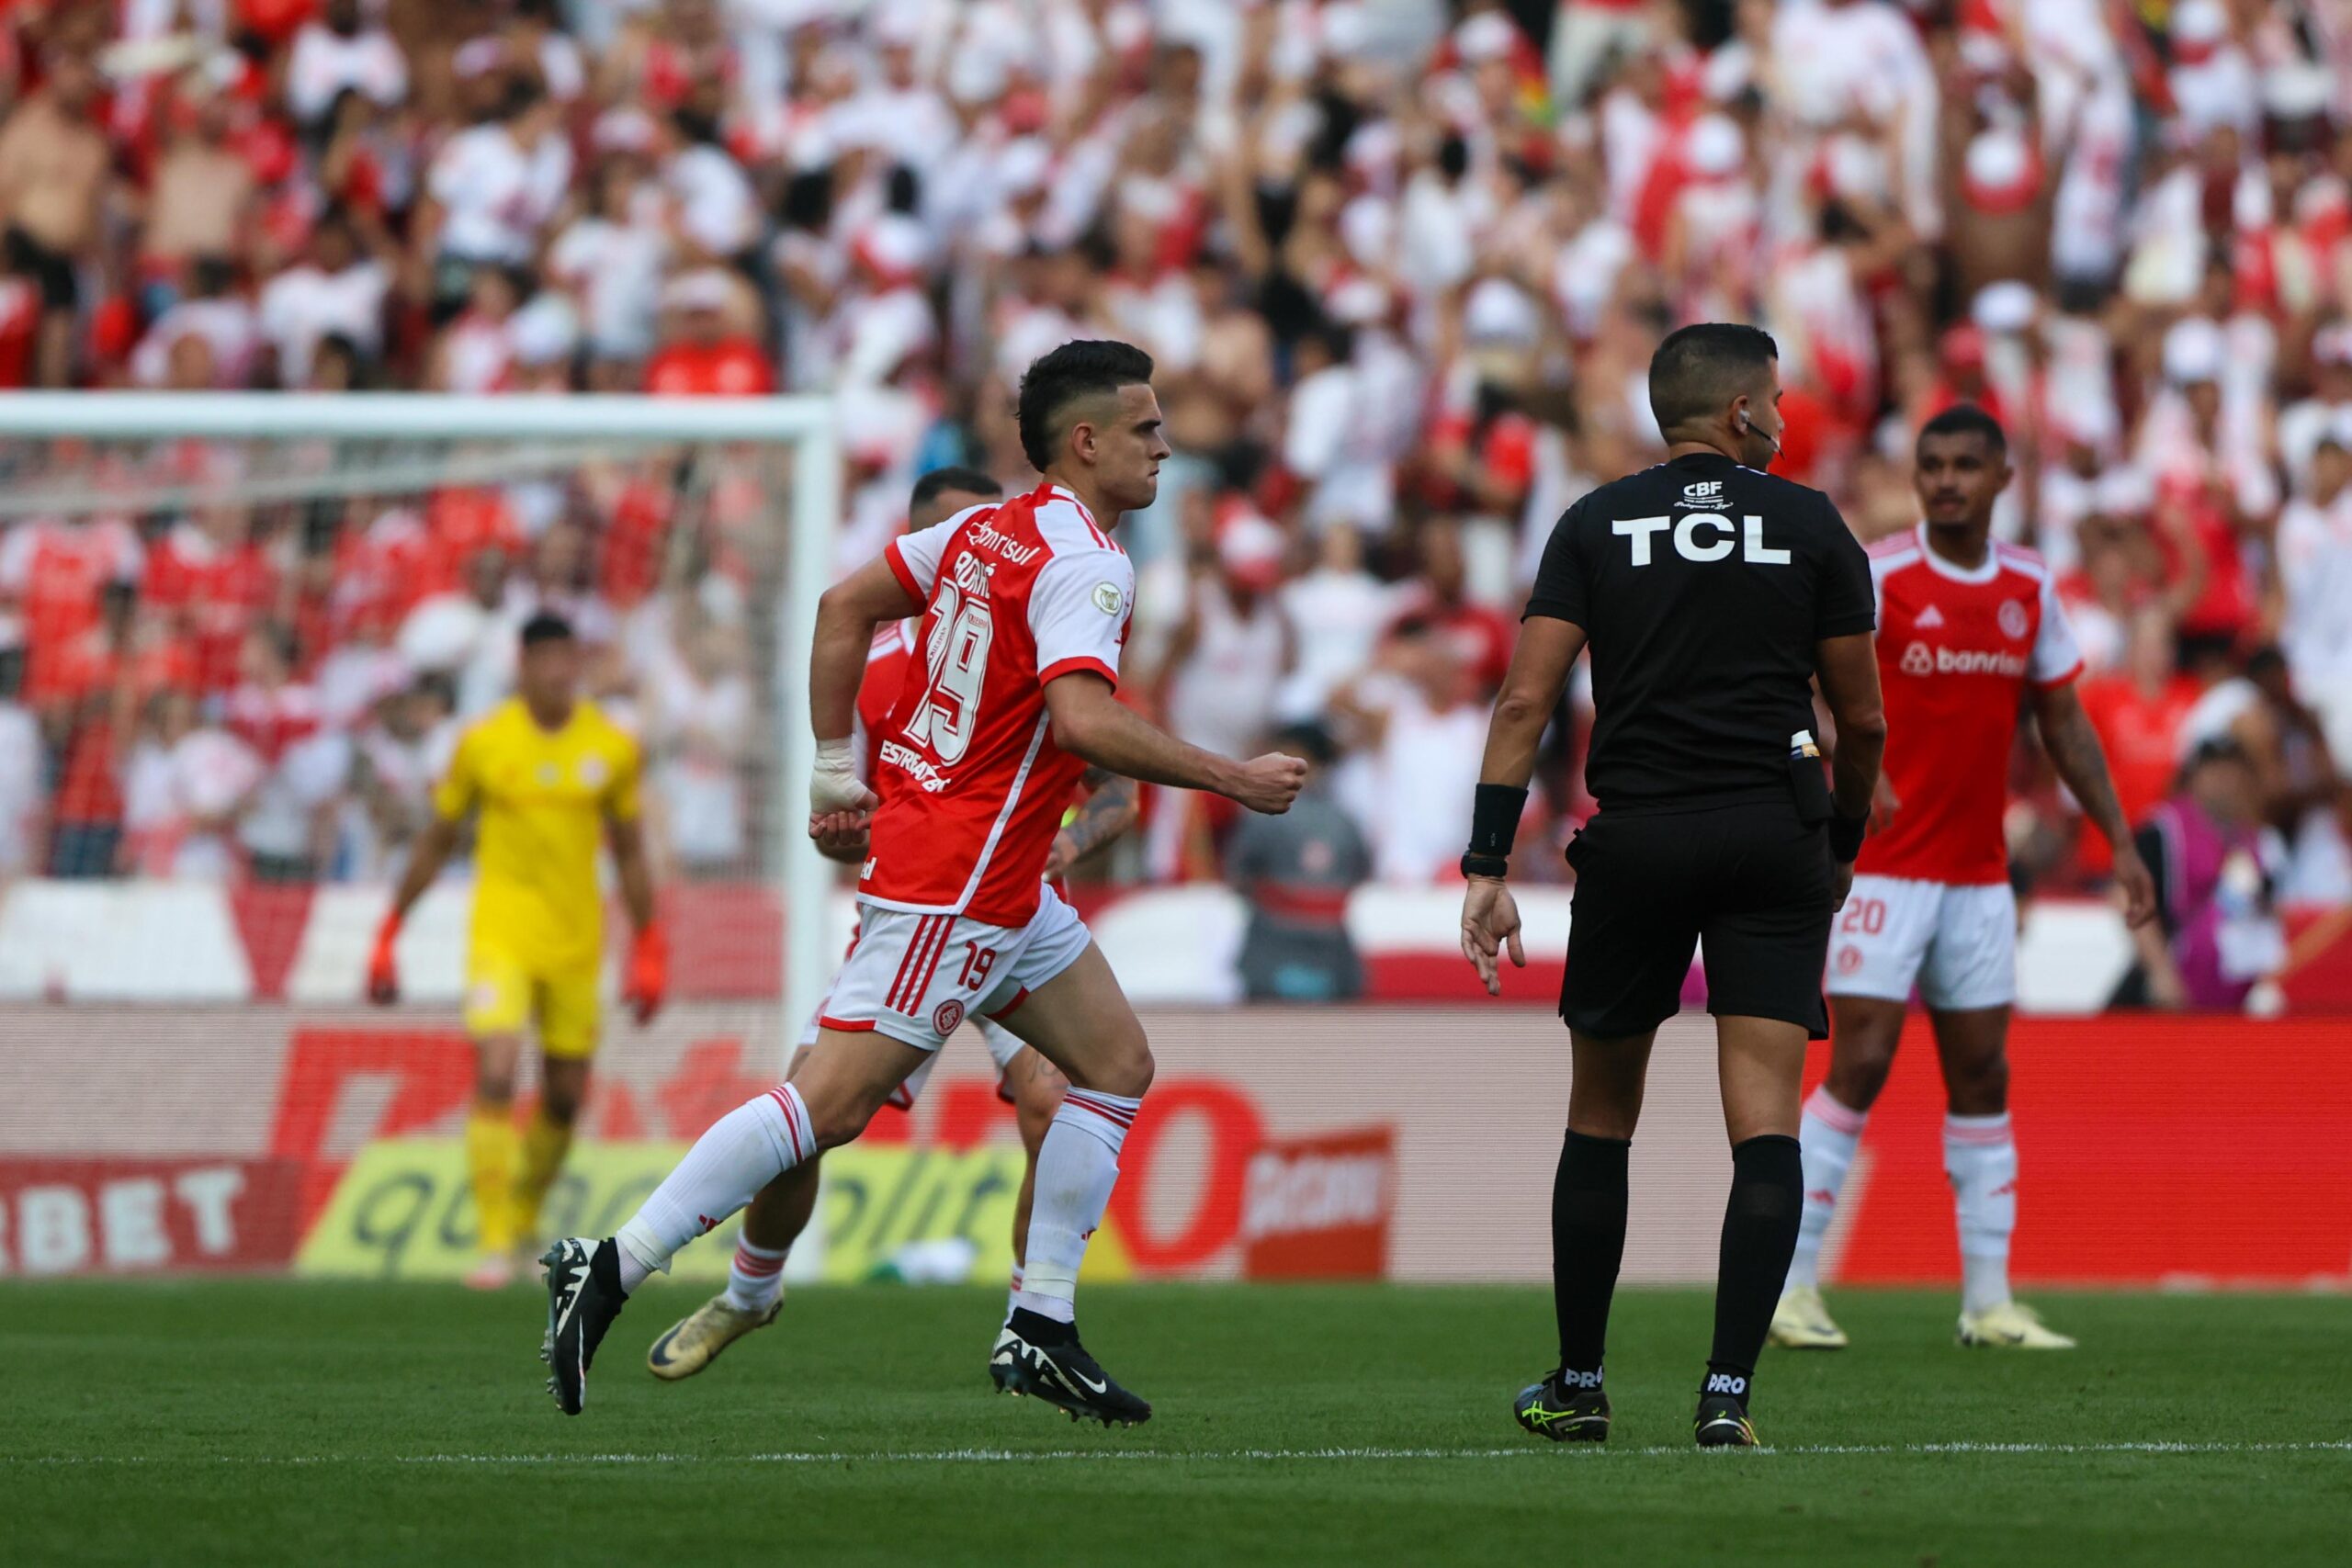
[1226,752,1309,815]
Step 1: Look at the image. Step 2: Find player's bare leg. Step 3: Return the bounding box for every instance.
[463,1033,527,1290]
[1516,1028,1653,1444]
[509,1053,587,1260]
[1690,1015,1810,1446]
[986,943,1156,1425]
[1932,1006,2072,1348]
[1777,995,1907,1348]
[542,1028,924,1414]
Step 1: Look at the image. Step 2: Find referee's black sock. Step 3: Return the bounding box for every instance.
[1552,1130,1631,1388]
[1703,1134,1804,1410]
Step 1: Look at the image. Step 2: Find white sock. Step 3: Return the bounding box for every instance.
[1004,1265,1023,1323]
[725,1239,788,1312]
[1010,1089,1137,1325]
[616,1086,814,1292]
[1945,1111,2018,1316]
[1789,1087,1867,1291]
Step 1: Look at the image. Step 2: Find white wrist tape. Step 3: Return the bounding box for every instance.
[809,739,868,813]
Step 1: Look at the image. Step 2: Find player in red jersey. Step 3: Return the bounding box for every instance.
[543,342,1305,1421]
[1775,405,2157,1352]
[641,467,1139,1381]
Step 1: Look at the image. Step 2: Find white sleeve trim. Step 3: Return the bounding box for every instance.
[1028,550,1134,684]
[2030,569,2084,683]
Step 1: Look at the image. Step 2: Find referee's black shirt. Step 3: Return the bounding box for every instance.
[1525,451,1874,814]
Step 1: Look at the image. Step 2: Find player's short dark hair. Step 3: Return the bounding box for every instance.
[519,611,574,649]
[1918,402,2008,457]
[1016,340,1155,471]
[1646,322,1779,436]
[910,466,1002,514]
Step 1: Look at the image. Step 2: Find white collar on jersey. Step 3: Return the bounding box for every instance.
[1910,522,2003,585]
[1044,481,1095,524]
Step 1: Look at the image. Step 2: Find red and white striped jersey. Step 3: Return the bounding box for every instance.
[1857,525,2082,886]
[859,481,1134,926]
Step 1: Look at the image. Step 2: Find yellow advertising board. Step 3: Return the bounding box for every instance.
[295,1139,1132,1284]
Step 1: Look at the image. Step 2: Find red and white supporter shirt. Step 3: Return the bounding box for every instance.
[860,482,1134,927]
[1858,526,2082,886]
[0,517,144,701]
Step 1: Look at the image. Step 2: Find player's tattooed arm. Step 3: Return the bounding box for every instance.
[2030,681,2158,928]
[1046,768,1139,877]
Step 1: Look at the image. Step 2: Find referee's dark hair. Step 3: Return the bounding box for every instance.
[1917,401,2007,455]
[519,611,575,649]
[910,466,1002,513]
[1647,322,1780,439]
[1017,340,1156,471]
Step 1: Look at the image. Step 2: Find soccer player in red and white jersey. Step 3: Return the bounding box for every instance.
[1775,405,2157,1353]
[544,342,1306,1421]
[641,467,1140,1382]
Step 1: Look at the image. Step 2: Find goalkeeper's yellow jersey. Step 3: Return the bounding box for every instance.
[432,697,642,973]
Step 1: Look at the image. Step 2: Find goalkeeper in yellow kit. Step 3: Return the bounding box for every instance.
[368,612,666,1288]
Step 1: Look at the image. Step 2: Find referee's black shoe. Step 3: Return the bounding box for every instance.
[1693,1393,1759,1448]
[1514,1373,1611,1443]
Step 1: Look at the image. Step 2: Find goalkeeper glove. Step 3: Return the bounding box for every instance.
[624,922,668,1025]
[366,911,401,1004]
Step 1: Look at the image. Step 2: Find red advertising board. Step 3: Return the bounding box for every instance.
[1240,1126,1396,1280]
[1813,1016,2352,1288]
[0,1007,2346,1287]
[0,1158,306,1276]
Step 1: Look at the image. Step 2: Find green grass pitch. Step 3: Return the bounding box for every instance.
[1,1280,2343,1566]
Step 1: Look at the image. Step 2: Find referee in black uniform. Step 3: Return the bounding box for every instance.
[1458,323,1885,1448]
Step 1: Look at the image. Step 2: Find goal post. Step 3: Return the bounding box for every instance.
[0,391,842,1050]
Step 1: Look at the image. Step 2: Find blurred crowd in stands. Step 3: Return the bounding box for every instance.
[0,0,2348,958]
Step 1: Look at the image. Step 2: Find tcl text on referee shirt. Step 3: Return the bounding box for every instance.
[1524,452,1874,812]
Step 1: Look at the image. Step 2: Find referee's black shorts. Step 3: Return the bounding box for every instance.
[1561,799,1834,1040]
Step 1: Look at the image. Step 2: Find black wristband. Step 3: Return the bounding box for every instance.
[1826,811,1867,864]
[1461,852,1510,880]
[1468,783,1528,858]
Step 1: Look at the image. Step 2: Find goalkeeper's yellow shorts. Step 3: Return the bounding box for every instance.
[464,945,601,1059]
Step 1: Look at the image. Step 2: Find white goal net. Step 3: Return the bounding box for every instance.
[0,391,841,1029]
[0,393,864,1281]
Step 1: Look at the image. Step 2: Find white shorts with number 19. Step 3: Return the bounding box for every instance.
[1824,874,2017,1011]
[814,884,1091,1054]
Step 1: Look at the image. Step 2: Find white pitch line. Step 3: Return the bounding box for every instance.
[7,1440,2350,1466]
